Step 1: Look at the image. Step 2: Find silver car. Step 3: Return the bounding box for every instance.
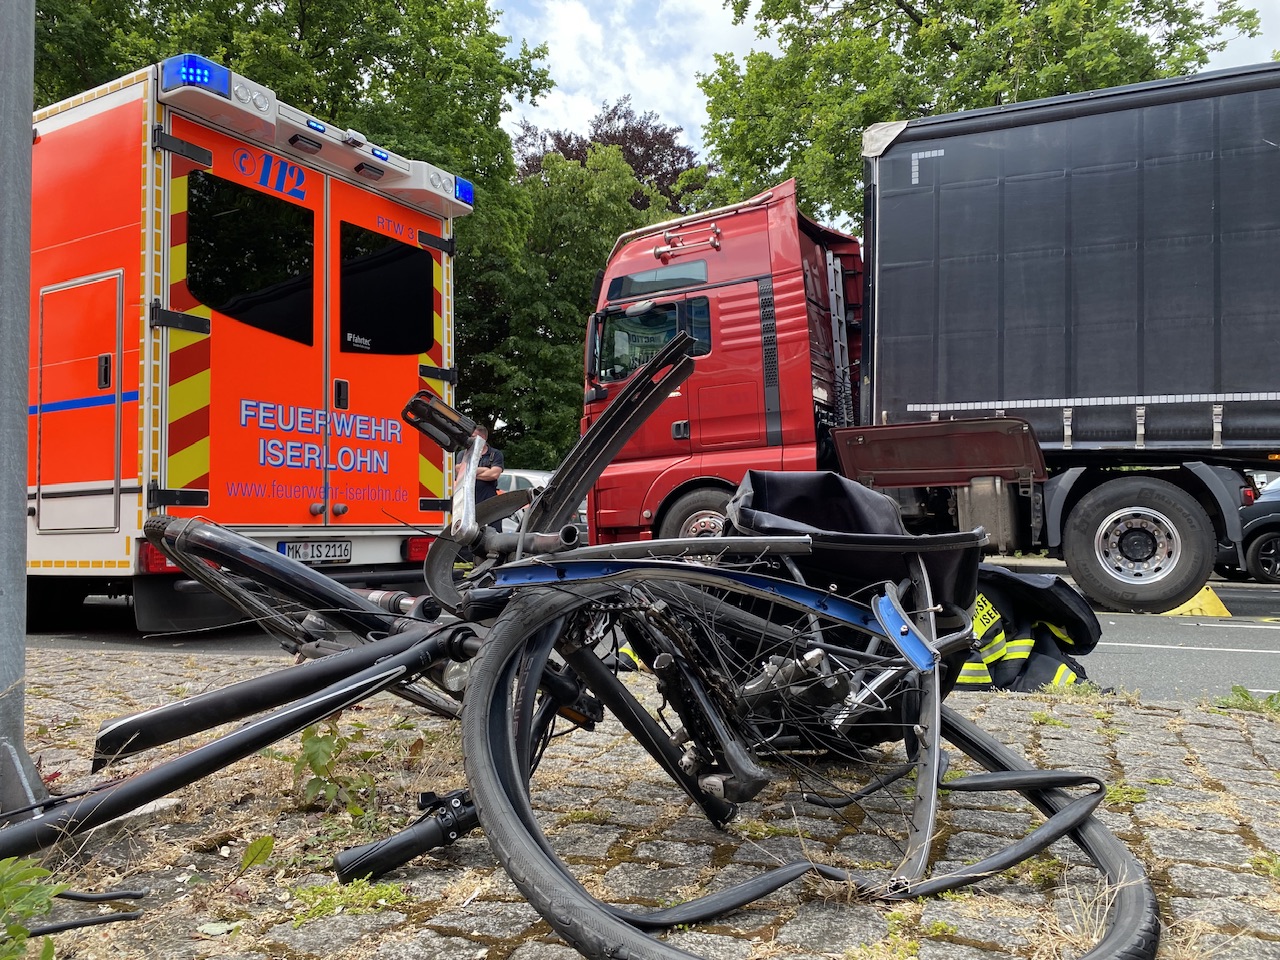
[496,469,589,541]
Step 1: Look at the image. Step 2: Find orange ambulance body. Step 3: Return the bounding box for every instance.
[28,55,472,629]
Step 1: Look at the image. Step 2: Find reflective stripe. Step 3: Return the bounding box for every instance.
[977,632,1007,664]
[1004,637,1034,661]
[958,660,994,684]
[1051,662,1078,686]
[1037,620,1073,645]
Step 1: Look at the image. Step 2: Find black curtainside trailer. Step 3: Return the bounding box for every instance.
[860,63,1280,612]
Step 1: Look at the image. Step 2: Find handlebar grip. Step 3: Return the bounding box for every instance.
[332,803,478,883]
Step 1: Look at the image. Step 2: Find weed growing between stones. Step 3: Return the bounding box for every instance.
[1212,685,1280,718]
[289,876,412,925]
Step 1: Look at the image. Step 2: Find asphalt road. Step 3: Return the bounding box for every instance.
[23,577,1280,705]
[1086,578,1280,703]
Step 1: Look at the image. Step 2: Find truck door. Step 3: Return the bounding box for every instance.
[590,299,691,463]
[165,115,327,525]
[685,282,782,469]
[326,181,449,526]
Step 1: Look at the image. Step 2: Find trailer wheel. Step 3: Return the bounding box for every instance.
[1245,531,1280,584]
[657,488,731,539]
[1063,477,1214,613]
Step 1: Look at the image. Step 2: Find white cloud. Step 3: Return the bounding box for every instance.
[496,0,771,153]
[496,0,1280,158]
[1207,0,1280,68]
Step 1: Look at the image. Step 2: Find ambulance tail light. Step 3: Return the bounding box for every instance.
[401,536,435,563]
[139,541,182,575]
[160,54,231,99]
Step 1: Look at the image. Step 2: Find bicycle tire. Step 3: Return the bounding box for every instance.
[146,516,461,719]
[462,579,1158,960]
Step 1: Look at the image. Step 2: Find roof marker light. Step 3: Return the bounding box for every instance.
[289,133,323,155]
[455,177,475,206]
[307,119,326,134]
[355,162,384,181]
[160,54,231,99]
[371,147,390,162]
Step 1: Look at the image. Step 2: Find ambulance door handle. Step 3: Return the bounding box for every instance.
[97,354,112,390]
[333,379,350,410]
[309,503,325,516]
[332,503,349,517]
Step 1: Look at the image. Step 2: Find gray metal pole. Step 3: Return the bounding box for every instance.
[0,0,49,814]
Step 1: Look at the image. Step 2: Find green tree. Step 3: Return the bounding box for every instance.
[700,0,1261,224]
[514,97,703,212]
[465,147,668,467]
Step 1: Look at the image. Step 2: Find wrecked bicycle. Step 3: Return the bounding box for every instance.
[3,334,1159,959]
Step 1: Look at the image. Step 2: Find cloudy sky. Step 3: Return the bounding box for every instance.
[495,0,1280,156]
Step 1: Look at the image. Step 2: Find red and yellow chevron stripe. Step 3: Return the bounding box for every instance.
[417,251,446,511]
[166,156,212,491]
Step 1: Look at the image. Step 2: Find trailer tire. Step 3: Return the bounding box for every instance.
[657,488,732,539]
[1063,477,1214,613]
[1245,531,1280,584]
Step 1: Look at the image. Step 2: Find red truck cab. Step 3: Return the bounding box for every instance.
[583,180,862,542]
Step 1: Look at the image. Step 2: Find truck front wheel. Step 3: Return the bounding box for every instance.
[657,488,732,539]
[1063,477,1214,613]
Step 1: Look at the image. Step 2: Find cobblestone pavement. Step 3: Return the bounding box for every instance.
[15,646,1280,960]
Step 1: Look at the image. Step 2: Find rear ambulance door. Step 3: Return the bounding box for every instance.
[325,181,449,527]
[164,115,327,525]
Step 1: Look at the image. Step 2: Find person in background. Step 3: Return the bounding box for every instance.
[455,425,504,532]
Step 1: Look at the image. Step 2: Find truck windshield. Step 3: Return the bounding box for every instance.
[596,298,709,383]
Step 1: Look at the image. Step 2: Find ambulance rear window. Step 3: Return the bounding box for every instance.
[185,171,315,345]
[339,222,438,355]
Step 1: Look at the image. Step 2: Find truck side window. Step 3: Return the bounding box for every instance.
[599,302,680,382]
[339,222,439,355]
[185,170,315,345]
[686,297,711,357]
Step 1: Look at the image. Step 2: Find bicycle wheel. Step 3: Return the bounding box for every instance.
[145,516,461,719]
[462,573,1158,960]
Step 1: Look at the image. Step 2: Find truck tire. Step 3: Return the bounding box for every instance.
[657,488,732,539]
[1063,477,1214,613]
[1245,531,1280,584]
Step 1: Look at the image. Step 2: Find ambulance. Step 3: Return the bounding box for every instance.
[28,54,473,630]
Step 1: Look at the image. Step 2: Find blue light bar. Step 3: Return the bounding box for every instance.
[160,54,231,99]
[371,147,390,161]
[454,177,475,206]
[307,119,326,134]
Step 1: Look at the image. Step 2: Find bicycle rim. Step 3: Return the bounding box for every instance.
[463,579,1157,960]
[464,578,949,958]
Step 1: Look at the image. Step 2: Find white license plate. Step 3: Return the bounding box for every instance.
[278,540,352,564]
